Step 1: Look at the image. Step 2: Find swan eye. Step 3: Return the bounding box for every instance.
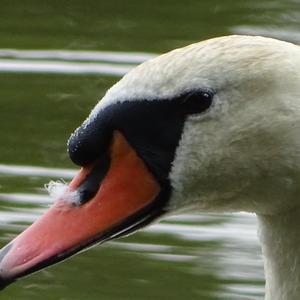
[179,89,214,115]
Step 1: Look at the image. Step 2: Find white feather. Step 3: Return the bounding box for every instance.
[45,180,80,206]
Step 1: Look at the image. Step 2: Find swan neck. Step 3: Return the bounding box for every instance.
[257,208,300,300]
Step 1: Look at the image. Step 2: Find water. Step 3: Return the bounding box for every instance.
[1,0,299,299]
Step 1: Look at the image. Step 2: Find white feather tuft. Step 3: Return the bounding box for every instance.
[45,180,80,206]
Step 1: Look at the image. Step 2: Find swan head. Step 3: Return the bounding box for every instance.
[1,35,300,288]
[86,35,300,216]
[166,36,300,215]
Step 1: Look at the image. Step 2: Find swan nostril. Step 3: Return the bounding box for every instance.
[76,154,111,205]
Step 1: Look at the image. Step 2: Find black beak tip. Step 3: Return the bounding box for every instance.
[0,243,15,291]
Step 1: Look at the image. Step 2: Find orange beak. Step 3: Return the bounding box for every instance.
[0,131,162,288]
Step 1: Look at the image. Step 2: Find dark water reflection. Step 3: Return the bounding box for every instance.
[1,0,300,299]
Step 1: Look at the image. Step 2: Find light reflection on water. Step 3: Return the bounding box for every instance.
[0,49,156,76]
[0,49,156,63]
[0,59,134,76]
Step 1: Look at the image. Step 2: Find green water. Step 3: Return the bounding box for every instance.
[0,0,299,299]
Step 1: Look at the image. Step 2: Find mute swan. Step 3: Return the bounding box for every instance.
[0,35,299,300]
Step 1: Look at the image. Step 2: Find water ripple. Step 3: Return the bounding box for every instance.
[0,49,156,64]
[0,49,157,76]
[0,163,76,178]
[0,59,134,76]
